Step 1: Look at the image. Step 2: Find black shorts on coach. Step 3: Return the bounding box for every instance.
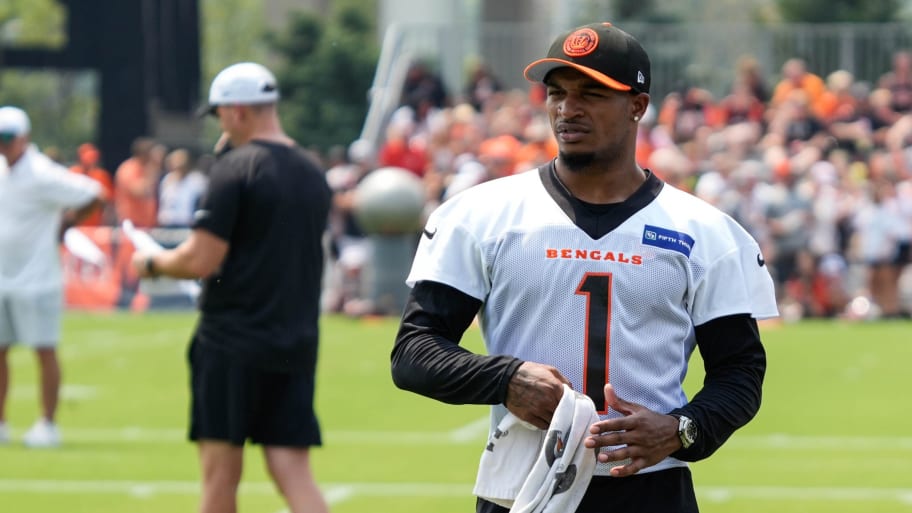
[188,337,322,447]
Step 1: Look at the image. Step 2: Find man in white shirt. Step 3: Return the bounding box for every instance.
[0,106,103,447]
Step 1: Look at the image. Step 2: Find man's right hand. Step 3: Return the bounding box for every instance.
[504,362,570,429]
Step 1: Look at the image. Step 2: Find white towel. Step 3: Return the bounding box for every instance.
[474,384,599,512]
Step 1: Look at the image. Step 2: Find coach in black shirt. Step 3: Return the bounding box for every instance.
[132,62,331,513]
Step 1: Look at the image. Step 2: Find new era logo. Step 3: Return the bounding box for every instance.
[637,71,645,84]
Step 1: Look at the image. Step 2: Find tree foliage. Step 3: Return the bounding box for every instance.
[0,0,92,162]
[268,6,378,155]
[776,0,903,23]
[0,0,64,46]
[201,0,269,79]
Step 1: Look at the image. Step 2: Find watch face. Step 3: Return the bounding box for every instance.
[685,421,697,441]
[679,416,697,447]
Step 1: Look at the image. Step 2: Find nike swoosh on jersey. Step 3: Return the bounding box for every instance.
[757,253,765,267]
[423,227,437,239]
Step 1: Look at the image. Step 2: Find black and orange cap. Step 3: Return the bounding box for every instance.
[524,22,650,94]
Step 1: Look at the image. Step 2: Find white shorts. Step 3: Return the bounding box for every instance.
[0,288,63,348]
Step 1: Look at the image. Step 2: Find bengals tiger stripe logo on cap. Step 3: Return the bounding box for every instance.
[523,22,651,94]
[563,28,598,57]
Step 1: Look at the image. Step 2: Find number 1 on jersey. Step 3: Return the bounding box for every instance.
[576,273,612,414]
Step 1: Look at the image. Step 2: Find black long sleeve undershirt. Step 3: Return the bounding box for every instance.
[392,281,767,462]
[670,314,767,461]
[391,281,523,404]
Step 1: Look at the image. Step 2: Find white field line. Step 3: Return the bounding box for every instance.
[0,479,911,505]
[0,417,491,445]
[699,486,912,504]
[7,329,184,366]
[725,433,912,450]
[0,480,470,502]
[447,415,491,442]
[323,485,356,504]
[11,384,99,401]
[6,424,912,450]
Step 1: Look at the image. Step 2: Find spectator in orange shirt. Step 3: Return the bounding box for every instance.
[814,70,858,122]
[114,137,163,227]
[771,58,826,109]
[69,143,114,226]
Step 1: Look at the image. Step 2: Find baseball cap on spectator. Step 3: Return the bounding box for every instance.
[199,62,280,117]
[0,106,31,143]
[524,22,651,94]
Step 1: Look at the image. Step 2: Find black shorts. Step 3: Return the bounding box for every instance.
[188,337,322,447]
[475,467,698,513]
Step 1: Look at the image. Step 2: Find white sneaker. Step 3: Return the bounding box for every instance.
[0,422,9,444]
[23,419,60,448]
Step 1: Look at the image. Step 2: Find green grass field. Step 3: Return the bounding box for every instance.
[1,312,911,513]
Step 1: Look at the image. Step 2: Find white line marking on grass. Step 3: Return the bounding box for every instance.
[11,384,98,401]
[0,479,467,498]
[271,484,434,513]
[326,431,478,444]
[9,333,180,368]
[0,479,202,495]
[44,428,912,450]
[328,416,489,444]
[448,416,490,442]
[727,433,912,450]
[30,427,186,443]
[324,485,356,504]
[329,482,470,496]
[698,486,912,503]
[2,479,912,504]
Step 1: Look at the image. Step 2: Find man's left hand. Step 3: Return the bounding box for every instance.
[584,383,681,477]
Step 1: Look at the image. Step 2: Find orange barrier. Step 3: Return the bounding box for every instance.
[61,226,189,311]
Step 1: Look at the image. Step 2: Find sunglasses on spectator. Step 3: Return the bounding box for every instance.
[0,133,17,144]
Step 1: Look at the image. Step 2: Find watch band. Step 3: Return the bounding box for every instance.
[144,255,158,277]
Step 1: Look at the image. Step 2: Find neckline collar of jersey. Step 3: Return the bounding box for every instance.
[539,160,664,239]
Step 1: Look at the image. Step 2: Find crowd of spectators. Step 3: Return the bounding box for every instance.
[326,55,912,321]
[53,137,210,231]
[38,53,912,320]
[45,137,210,309]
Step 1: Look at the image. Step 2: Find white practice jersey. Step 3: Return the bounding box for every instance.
[0,146,101,292]
[406,166,778,476]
